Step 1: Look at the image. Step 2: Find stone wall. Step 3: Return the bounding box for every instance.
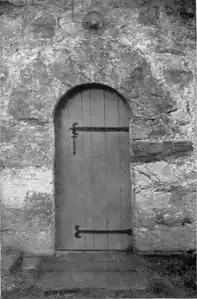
[1,0,196,253]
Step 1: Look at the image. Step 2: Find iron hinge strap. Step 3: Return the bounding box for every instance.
[73,126,129,132]
[69,122,129,155]
[75,225,132,238]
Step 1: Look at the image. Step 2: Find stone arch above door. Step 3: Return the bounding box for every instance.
[52,49,177,122]
[53,83,131,122]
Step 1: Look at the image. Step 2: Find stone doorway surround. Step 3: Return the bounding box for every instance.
[1,1,195,255]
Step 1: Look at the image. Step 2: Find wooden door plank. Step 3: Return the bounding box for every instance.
[116,95,132,249]
[88,88,108,249]
[103,91,131,250]
[60,93,86,249]
[68,92,92,250]
[78,90,95,249]
[104,90,123,249]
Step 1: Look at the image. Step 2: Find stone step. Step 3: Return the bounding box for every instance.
[37,251,146,272]
[43,287,154,298]
[23,251,151,291]
[5,251,187,298]
[36,270,149,291]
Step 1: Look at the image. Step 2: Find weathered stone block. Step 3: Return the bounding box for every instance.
[163,69,193,86]
[132,159,196,250]
[131,140,193,163]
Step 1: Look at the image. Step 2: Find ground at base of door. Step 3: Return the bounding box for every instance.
[2,250,196,298]
[0,285,175,299]
[1,271,195,299]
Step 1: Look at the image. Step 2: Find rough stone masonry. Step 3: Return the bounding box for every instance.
[1,0,196,254]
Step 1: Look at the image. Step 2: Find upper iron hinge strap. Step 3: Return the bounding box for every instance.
[69,122,129,132]
[69,122,129,155]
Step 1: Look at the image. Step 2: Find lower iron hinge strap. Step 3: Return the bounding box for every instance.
[75,225,132,238]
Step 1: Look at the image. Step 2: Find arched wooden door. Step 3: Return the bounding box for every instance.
[55,86,132,251]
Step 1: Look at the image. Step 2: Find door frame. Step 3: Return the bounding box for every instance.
[53,83,134,251]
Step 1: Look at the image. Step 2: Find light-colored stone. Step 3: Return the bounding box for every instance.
[1,0,196,254]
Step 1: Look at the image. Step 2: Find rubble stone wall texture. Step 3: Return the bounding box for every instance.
[1,0,196,253]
